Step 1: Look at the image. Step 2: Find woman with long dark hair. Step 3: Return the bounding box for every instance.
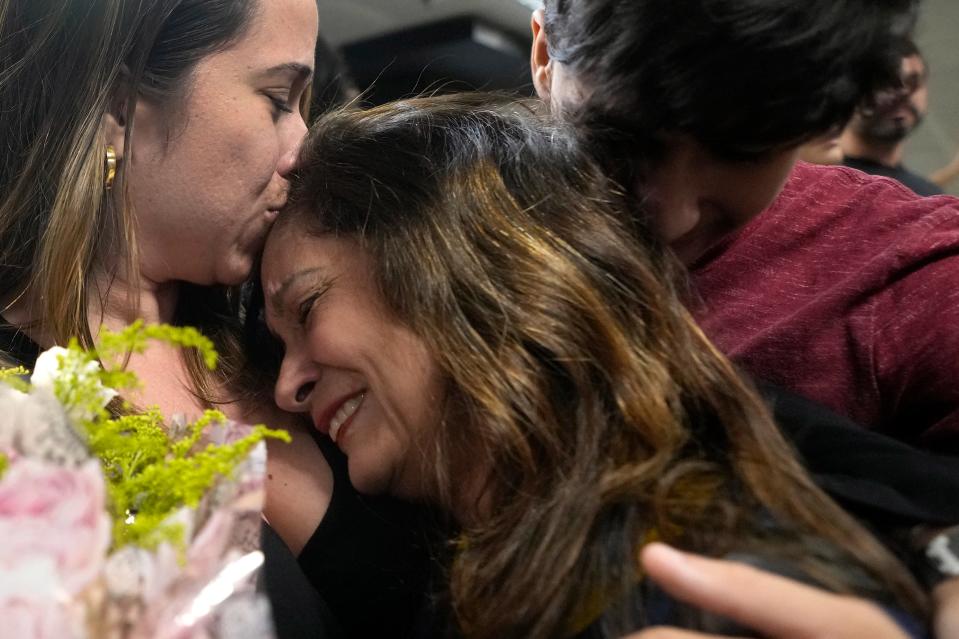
[264,93,929,639]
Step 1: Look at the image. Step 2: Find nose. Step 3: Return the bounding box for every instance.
[642,138,708,245]
[274,350,319,413]
[650,187,702,243]
[277,113,308,179]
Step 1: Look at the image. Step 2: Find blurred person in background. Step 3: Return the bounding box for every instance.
[929,148,959,192]
[841,39,943,196]
[798,131,845,165]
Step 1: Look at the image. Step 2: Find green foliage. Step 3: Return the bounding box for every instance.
[0,323,289,551]
[0,366,30,392]
[95,409,289,549]
[97,320,219,370]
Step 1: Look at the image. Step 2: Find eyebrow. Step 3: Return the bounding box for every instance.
[267,267,327,317]
[261,62,314,82]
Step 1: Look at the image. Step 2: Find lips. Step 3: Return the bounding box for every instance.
[312,390,367,444]
[329,393,366,443]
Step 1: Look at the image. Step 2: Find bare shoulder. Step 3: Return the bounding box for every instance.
[231,400,334,556]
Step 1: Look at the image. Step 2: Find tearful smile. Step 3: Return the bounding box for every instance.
[329,391,366,443]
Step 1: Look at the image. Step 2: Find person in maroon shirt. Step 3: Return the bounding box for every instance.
[528,0,959,454]
[528,0,959,636]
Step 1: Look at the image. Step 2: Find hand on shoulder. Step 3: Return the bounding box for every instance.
[623,543,914,639]
[933,577,959,639]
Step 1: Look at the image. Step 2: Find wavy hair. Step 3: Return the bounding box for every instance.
[282,93,926,638]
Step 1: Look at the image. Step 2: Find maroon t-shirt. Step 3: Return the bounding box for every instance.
[690,161,959,452]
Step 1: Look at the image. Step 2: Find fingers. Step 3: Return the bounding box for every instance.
[623,629,739,639]
[933,577,959,639]
[638,543,908,639]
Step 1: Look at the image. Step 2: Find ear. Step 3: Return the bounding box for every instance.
[530,9,554,104]
[100,102,127,160]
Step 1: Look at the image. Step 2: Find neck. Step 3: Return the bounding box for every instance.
[840,131,904,168]
[94,269,180,331]
[2,267,180,348]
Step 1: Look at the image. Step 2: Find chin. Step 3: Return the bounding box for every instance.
[346,461,393,496]
[215,257,256,286]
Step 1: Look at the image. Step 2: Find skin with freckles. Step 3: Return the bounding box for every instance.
[118,0,316,287]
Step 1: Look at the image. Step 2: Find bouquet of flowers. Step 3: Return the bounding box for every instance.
[0,323,288,638]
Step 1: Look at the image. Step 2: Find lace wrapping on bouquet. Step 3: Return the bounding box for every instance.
[101,423,275,639]
[0,384,90,467]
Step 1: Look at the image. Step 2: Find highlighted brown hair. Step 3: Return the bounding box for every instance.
[283,93,926,638]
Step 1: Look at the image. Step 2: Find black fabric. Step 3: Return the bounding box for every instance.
[843,156,944,197]
[0,320,40,367]
[297,433,440,639]
[260,523,343,639]
[759,381,959,529]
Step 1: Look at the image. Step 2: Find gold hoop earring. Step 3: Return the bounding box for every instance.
[104,145,117,191]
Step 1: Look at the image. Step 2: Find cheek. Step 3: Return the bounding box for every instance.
[728,157,797,222]
[394,353,445,450]
[173,86,283,194]
[192,118,280,193]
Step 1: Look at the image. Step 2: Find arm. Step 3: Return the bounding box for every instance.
[871,220,959,453]
[624,543,918,639]
[760,381,959,527]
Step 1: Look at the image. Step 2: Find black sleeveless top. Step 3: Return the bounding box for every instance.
[295,432,440,639]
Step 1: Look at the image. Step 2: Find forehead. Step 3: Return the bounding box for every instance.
[262,222,309,295]
[216,0,318,72]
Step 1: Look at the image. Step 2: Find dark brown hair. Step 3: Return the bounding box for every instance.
[282,93,926,638]
[542,0,918,181]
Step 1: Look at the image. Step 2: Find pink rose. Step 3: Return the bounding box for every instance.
[0,459,110,596]
[0,598,84,639]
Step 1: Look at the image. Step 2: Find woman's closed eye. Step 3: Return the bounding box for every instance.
[266,91,294,118]
[296,284,331,326]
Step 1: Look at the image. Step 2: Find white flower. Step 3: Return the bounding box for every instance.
[0,384,89,466]
[31,346,117,423]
